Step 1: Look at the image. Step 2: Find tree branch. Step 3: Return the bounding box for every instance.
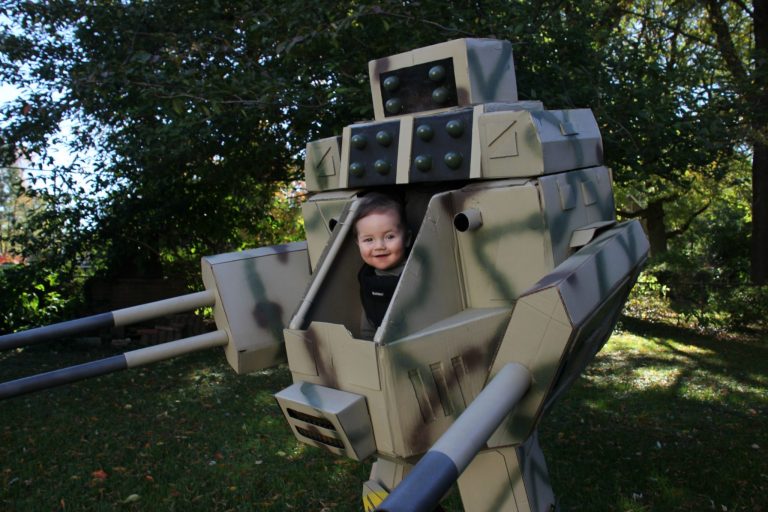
[667,200,712,239]
[704,0,750,89]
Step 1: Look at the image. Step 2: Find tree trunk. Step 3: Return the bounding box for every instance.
[752,0,767,284]
[752,142,768,284]
[645,199,668,257]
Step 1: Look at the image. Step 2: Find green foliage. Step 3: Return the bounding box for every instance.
[626,162,767,331]
[624,271,672,323]
[0,0,763,324]
[2,1,342,282]
[1,0,634,295]
[0,262,83,332]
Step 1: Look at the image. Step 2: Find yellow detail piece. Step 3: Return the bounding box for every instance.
[362,489,388,511]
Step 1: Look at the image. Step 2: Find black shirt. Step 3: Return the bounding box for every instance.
[358,264,402,327]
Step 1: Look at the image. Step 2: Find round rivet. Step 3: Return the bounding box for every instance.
[432,86,450,105]
[385,98,402,114]
[383,75,400,91]
[374,159,391,175]
[444,151,463,169]
[416,124,434,141]
[414,155,432,172]
[445,119,464,137]
[349,162,365,176]
[351,133,367,149]
[428,65,446,82]
[376,130,393,147]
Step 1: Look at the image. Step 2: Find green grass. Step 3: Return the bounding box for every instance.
[1,318,766,511]
[541,318,767,512]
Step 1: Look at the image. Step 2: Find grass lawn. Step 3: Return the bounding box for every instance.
[1,317,766,511]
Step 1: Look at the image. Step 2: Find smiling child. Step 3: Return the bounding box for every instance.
[354,193,410,329]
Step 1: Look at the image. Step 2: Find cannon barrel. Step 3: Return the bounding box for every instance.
[376,363,532,512]
[0,329,228,400]
[0,290,216,351]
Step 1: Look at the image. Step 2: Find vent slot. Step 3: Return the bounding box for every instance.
[287,408,336,430]
[296,426,345,449]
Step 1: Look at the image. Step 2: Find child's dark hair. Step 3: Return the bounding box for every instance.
[354,192,406,232]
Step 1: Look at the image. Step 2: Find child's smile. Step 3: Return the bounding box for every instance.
[355,210,407,271]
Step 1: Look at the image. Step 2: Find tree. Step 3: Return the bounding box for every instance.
[702,0,768,283]
[592,0,743,258]
[1,0,761,332]
[0,0,625,283]
[609,0,767,279]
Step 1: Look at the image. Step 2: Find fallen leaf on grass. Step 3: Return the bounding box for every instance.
[121,494,140,504]
[91,469,108,480]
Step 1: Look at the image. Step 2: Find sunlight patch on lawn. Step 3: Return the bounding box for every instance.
[629,366,683,391]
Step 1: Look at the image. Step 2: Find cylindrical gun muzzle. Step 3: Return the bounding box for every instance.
[453,208,483,232]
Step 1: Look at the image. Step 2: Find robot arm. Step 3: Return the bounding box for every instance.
[0,241,312,399]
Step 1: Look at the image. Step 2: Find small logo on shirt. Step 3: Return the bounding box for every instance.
[371,291,385,297]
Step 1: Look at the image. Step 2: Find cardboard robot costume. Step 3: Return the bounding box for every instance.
[277,39,649,511]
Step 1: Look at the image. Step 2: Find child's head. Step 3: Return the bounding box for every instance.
[354,193,408,271]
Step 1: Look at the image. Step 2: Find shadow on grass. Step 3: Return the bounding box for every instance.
[1,318,766,511]
[539,316,767,512]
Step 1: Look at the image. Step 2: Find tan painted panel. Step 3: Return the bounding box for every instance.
[379,308,511,457]
[487,290,572,446]
[479,110,543,178]
[487,222,649,446]
[479,109,603,180]
[453,183,552,307]
[274,382,376,461]
[200,242,310,374]
[538,166,616,267]
[307,322,380,391]
[556,221,649,326]
[368,38,517,121]
[296,201,368,336]
[536,109,603,173]
[283,328,318,377]
[457,448,528,512]
[284,325,394,455]
[395,116,414,184]
[301,192,356,271]
[304,136,342,192]
[514,282,571,327]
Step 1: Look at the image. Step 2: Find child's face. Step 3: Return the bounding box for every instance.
[355,209,407,271]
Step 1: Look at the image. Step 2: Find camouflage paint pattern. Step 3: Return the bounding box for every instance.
[276,38,649,511]
[200,242,310,374]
